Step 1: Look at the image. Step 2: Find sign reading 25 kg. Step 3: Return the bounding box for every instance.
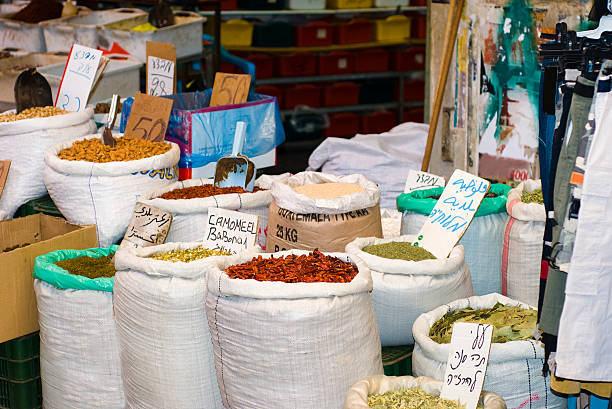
[124,93,174,142]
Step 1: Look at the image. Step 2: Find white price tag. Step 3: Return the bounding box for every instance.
[119,202,173,251]
[147,56,175,97]
[55,44,102,112]
[440,322,493,409]
[316,28,327,39]
[404,169,446,193]
[414,169,489,259]
[338,58,347,69]
[204,207,259,254]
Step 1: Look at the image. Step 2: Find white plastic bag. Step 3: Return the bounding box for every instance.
[0,108,96,219]
[412,293,565,409]
[343,375,507,409]
[205,250,384,409]
[140,174,289,249]
[113,242,238,409]
[345,235,474,346]
[43,133,180,247]
[380,208,402,238]
[502,180,545,306]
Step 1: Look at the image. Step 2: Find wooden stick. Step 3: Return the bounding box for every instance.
[421,0,466,172]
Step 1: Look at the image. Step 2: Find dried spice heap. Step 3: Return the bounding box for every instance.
[150,246,231,262]
[11,0,62,23]
[159,184,263,200]
[58,137,171,163]
[429,302,537,344]
[225,250,358,283]
[363,242,436,261]
[368,388,468,409]
[0,106,67,122]
[521,189,543,204]
[55,254,116,279]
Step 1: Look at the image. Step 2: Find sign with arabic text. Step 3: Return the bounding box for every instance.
[119,202,172,251]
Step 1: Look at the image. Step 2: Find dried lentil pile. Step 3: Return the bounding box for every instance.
[0,106,68,122]
[159,184,263,200]
[225,249,358,283]
[368,388,466,409]
[150,246,231,262]
[57,137,171,162]
[521,189,544,204]
[363,242,436,261]
[54,254,116,279]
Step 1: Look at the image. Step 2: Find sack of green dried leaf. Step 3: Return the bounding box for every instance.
[343,375,506,409]
[412,293,565,409]
[345,235,474,347]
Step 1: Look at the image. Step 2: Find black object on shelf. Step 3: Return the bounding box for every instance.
[253,21,294,47]
[238,0,285,10]
[359,78,394,104]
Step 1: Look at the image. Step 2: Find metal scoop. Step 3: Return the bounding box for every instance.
[214,121,252,190]
[148,1,174,28]
[14,68,53,113]
[102,95,120,147]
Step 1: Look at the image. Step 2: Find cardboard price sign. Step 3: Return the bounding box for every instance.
[146,41,176,97]
[0,160,10,199]
[414,169,489,259]
[55,44,103,112]
[203,207,259,254]
[440,322,493,409]
[209,73,251,107]
[404,169,446,193]
[119,202,173,251]
[124,93,173,142]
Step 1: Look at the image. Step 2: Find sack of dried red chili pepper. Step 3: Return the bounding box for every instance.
[140,174,289,249]
[267,171,383,253]
[205,249,384,409]
[345,235,474,347]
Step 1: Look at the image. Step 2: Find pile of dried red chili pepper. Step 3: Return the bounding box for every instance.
[225,250,359,283]
[158,185,264,200]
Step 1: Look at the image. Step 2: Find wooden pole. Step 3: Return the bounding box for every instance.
[421,0,466,171]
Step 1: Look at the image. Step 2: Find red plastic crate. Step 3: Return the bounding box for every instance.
[318,51,354,75]
[255,85,284,108]
[410,0,425,5]
[392,46,425,71]
[354,48,389,73]
[219,61,241,73]
[334,19,372,44]
[403,78,425,102]
[361,111,396,134]
[284,84,322,109]
[296,21,333,47]
[279,52,317,77]
[403,108,424,123]
[323,82,359,107]
[412,15,426,39]
[200,0,237,10]
[324,112,360,138]
[247,53,275,78]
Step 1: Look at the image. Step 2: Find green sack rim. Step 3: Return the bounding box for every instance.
[396,183,511,217]
[33,246,119,292]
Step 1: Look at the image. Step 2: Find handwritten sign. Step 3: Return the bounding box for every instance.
[203,207,259,254]
[146,41,176,97]
[404,169,446,193]
[55,44,103,112]
[0,160,10,199]
[124,93,173,142]
[118,202,173,251]
[440,322,493,409]
[209,73,251,107]
[414,169,489,259]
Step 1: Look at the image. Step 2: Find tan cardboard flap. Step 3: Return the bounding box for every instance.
[266,201,382,253]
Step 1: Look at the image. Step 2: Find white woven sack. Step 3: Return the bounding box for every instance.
[345,235,474,346]
[43,133,179,247]
[0,108,96,219]
[412,293,564,409]
[401,212,508,296]
[502,180,545,307]
[113,242,248,409]
[343,375,507,409]
[205,250,384,409]
[140,174,289,249]
[34,279,124,409]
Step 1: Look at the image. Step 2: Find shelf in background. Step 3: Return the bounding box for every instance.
[257,70,421,85]
[224,38,425,53]
[198,6,426,16]
[280,100,423,115]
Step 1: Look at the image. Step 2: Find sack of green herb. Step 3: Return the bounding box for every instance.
[33,246,124,409]
[412,293,565,409]
[345,235,474,346]
[502,179,545,306]
[113,242,249,409]
[398,183,511,296]
[343,375,507,409]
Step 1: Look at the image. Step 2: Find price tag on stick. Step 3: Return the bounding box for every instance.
[404,169,446,193]
[146,41,176,96]
[203,207,259,254]
[118,202,173,252]
[124,93,173,142]
[440,322,493,409]
[0,160,11,200]
[414,169,490,259]
[55,44,103,112]
[209,72,251,107]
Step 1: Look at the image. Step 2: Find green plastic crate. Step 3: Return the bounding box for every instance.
[0,358,40,382]
[14,195,63,219]
[382,344,413,376]
[0,377,42,409]
[0,333,40,361]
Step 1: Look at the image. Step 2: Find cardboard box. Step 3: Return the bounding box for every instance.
[0,214,97,343]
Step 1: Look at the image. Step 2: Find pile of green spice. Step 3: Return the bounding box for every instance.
[54,254,116,279]
[429,302,536,344]
[368,388,467,409]
[521,189,544,204]
[363,242,436,262]
[150,246,231,262]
